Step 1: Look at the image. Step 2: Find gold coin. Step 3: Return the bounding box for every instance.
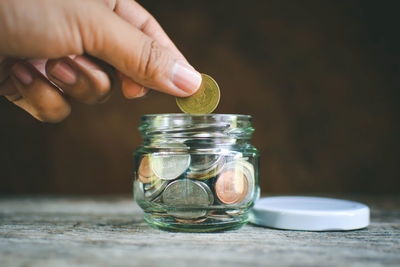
[176,73,220,114]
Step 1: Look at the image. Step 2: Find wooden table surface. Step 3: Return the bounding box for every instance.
[0,195,399,267]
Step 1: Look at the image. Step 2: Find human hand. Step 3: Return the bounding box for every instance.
[0,0,202,122]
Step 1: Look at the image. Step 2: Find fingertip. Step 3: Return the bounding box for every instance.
[46,56,113,104]
[46,58,77,85]
[11,62,34,85]
[134,87,150,99]
[121,76,148,99]
[122,86,144,99]
[9,61,72,123]
[171,61,202,96]
[34,97,72,123]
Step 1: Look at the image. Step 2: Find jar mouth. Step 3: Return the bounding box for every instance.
[139,113,254,140]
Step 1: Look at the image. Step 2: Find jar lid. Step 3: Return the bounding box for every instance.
[249,196,370,231]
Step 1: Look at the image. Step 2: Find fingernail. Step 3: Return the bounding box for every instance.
[137,87,150,98]
[11,63,33,85]
[126,87,150,99]
[49,61,76,85]
[172,62,202,94]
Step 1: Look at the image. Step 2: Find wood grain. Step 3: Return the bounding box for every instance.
[0,195,399,266]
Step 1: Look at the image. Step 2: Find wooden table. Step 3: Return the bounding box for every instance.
[0,195,399,266]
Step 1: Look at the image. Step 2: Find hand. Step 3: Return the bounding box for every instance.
[0,0,202,122]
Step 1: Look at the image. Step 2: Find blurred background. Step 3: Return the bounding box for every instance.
[0,0,399,195]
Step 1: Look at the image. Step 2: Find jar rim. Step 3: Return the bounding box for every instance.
[141,113,252,119]
[139,113,254,140]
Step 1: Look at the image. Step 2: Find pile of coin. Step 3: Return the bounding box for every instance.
[136,152,255,222]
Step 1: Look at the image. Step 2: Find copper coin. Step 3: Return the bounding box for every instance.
[208,210,228,218]
[215,169,248,204]
[138,174,154,184]
[138,156,154,183]
[175,217,207,224]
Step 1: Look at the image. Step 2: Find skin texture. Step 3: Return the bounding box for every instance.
[0,0,201,122]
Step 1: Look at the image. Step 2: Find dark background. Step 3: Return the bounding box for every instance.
[1,0,399,194]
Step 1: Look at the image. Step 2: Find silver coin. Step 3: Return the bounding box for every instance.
[151,193,163,203]
[186,154,225,180]
[226,209,245,216]
[162,179,210,219]
[143,182,154,191]
[149,141,188,151]
[189,154,222,173]
[144,178,169,201]
[193,180,214,205]
[151,153,190,180]
[143,177,161,191]
[133,179,145,203]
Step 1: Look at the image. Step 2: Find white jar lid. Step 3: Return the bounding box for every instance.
[249,196,370,231]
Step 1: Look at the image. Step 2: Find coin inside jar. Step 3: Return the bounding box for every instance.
[189,154,221,172]
[162,179,212,219]
[151,153,190,180]
[144,178,169,201]
[196,180,214,205]
[175,217,207,224]
[236,160,256,204]
[133,179,145,203]
[138,156,155,184]
[215,166,249,205]
[186,154,225,180]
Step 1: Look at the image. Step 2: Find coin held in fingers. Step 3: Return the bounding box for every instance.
[176,73,220,114]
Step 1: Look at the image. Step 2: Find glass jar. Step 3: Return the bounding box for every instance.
[133,114,259,232]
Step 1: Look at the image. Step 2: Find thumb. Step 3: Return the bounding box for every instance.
[79,3,202,97]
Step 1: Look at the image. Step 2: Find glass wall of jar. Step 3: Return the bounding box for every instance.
[134,114,259,232]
